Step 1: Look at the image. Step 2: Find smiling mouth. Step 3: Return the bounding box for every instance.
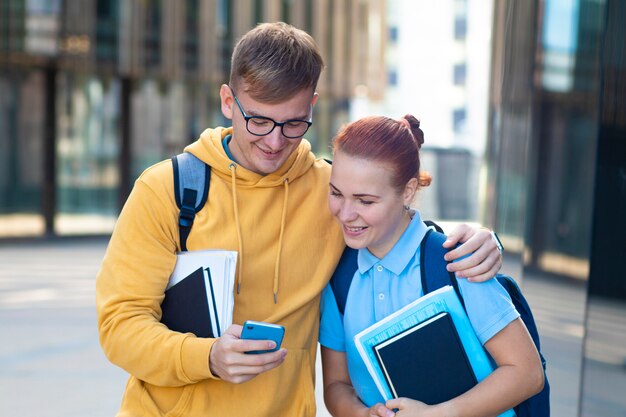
[344,225,367,233]
[256,145,282,156]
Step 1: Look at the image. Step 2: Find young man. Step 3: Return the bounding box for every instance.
[96,22,503,416]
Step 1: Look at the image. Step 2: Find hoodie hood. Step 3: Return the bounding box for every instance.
[185,127,316,187]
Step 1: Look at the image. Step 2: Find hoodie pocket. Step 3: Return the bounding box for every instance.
[217,348,317,416]
[273,348,316,416]
[140,381,195,416]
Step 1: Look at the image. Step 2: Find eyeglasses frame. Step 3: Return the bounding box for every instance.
[229,86,313,139]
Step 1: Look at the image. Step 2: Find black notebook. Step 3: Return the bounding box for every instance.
[160,267,216,338]
[374,311,478,404]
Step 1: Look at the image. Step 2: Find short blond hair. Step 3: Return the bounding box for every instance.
[230,22,324,103]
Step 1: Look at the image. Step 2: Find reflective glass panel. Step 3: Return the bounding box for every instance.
[55,73,120,235]
[0,69,45,237]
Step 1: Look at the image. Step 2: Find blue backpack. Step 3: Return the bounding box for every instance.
[329,227,550,417]
[171,152,211,251]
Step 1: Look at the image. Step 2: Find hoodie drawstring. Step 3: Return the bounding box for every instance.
[228,163,289,303]
[229,163,245,294]
[273,179,289,303]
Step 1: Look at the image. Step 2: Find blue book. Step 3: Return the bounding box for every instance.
[354,285,515,417]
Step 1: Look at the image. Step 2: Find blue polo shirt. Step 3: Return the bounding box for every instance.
[319,212,520,407]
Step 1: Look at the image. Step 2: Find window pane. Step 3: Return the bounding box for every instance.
[131,80,208,180]
[452,108,466,132]
[0,69,45,237]
[55,73,120,235]
[453,63,466,85]
[454,16,467,40]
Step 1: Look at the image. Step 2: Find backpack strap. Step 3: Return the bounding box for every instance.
[329,246,359,315]
[171,152,211,251]
[420,229,466,310]
[496,275,543,352]
[423,220,444,233]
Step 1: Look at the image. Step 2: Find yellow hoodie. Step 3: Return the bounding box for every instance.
[96,127,345,416]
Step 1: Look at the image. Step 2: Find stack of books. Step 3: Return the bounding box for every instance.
[354,285,515,417]
[160,249,237,338]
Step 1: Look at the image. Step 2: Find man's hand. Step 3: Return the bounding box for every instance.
[443,224,502,282]
[209,324,287,384]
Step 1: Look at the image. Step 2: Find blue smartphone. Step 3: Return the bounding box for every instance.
[241,320,285,354]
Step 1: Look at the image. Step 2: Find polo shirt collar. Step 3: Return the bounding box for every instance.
[357,211,429,275]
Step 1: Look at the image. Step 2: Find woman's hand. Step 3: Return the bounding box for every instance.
[385,398,443,417]
[368,402,395,417]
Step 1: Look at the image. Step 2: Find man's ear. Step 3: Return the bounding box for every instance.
[220,84,234,120]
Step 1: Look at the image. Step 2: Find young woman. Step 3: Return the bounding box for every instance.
[319,115,544,417]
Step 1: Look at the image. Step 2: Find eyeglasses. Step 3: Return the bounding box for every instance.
[230,87,313,139]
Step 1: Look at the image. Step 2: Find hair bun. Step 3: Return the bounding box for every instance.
[403,114,425,148]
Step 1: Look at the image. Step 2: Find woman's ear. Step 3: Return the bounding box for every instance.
[403,178,419,207]
[311,91,319,107]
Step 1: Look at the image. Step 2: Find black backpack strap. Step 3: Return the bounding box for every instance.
[496,274,548,371]
[496,274,551,417]
[423,220,444,233]
[172,152,211,251]
[496,275,542,350]
[329,246,359,315]
[420,229,466,310]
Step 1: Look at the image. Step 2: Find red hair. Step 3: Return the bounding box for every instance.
[332,115,432,192]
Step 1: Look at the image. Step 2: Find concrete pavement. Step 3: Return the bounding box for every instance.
[0,238,125,416]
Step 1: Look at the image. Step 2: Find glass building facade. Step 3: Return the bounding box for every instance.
[0,0,387,237]
[488,0,626,415]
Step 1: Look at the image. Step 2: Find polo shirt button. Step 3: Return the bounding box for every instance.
[378,293,385,300]
[376,265,383,272]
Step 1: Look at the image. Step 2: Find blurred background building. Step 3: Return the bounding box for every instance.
[487,1,626,416]
[357,0,494,220]
[1,0,625,416]
[0,0,387,236]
